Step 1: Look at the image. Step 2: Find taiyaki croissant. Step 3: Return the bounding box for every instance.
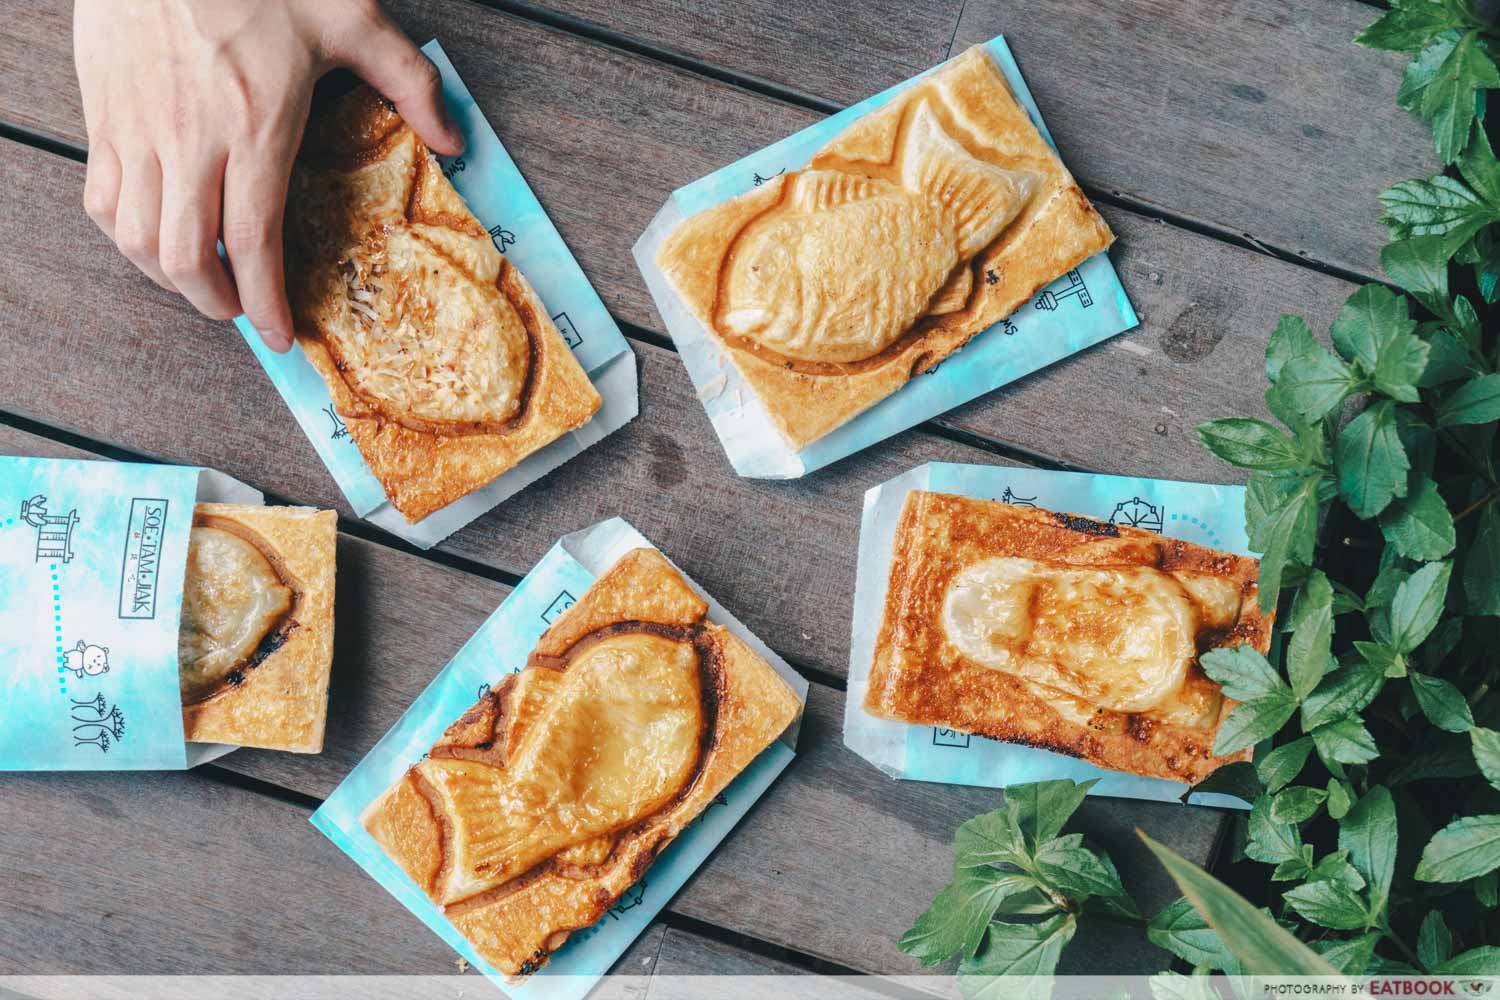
[717,103,1038,365]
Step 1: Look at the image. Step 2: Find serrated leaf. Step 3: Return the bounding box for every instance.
[1438,372,1500,425]
[1139,833,1339,976]
[1399,32,1458,113]
[1270,786,1327,824]
[1283,878,1371,930]
[1437,946,1500,975]
[1032,840,1127,903]
[1313,932,1379,976]
[1459,126,1500,209]
[1356,639,1407,678]
[1200,645,1287,702]
[1380,478,1457,560]
[955,806,1028,870]
[1312,717,1380,765]
[1245,796,1302,864]
[1420,328,1479,386]
[1336,401,1411,518]
[1148,897,1235,970]
[1329,285,1415,368]
[957,912,1074,997]
[1258,738,1314,793]
[1287,572,1334,700]
[1245,472,1322,609]
[1389,736,1481,785]
[1301,663,1386,730]
[1195,419,1309,471]
[1266,315,1321,382]
[1473,728,1500,791]
[1382,174,1496,242]
[1357,1,1466,54]
[1464,502,1500,615]
[1390,560,1453,653]
[1383,235,1452,311]
[899,868,1038,965]
[1410,671,1475,732]
[1005,779,1095,852]
[1339,786,1397,915]
[1216,694,1298,756]
[1183,760,1260,805]
[1416,814,1500,882]
[1423,31,1500,163]
[1308,851,1365,890]
[1417,911,1453,971]
[1273,348,1359,422]
[1326,779,1353,820]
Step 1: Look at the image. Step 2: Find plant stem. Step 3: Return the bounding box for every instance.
[1380,920,1425,971]
[1454,488,1498,524]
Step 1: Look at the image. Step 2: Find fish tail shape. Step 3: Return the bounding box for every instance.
[900,102,1037,260]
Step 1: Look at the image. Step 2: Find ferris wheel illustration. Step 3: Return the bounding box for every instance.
[1108,497,1164,533]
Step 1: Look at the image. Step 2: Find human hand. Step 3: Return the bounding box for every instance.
[74,0,465,351]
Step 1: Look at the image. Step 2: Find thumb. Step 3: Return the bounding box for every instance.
[329,8,465,156]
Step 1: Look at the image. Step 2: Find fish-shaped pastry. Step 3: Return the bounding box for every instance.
[719,103,1037,365]
[655,45,1114,451]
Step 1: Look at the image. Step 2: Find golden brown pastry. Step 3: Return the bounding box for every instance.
[864,492,1273,784]
[285,86,601,522]
[179,503,337,753]
[656,45,1113,449]
[363,547,802,977]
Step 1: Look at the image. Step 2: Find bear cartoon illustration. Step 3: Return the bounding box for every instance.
[62,640,110,679]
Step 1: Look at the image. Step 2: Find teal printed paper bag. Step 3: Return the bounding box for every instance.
[634,35,1137,478]
[312,517,807,1000]
[0,457,255,770]
[844,462,1254,810]
[239,40,637,550]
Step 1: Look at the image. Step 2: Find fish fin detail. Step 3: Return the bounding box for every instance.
[900,102,1037,257]
[928,268,973,315]
[788,170,888,213]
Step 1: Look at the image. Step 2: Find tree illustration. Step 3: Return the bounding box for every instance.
[74,729,110,753]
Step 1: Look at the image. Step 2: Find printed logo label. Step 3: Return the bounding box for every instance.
[541,589,577,625]
[118,498,170,620]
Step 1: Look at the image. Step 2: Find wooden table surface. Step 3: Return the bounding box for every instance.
[0,0,1433,985]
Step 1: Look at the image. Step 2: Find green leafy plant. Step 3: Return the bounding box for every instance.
[900,2,1500,988]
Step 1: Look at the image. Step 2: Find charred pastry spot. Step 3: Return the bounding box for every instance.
[1050,511,1119,536]
[226,670,245,688]
[517,951,546,977]
[1126,715,1157,743]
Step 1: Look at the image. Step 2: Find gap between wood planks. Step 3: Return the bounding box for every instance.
[462,0,1401,291]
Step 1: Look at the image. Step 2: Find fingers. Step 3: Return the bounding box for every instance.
[112,151,177,293]
[330,4,464,156]
[158,152,241,322]
[82,139,122,242]
[222,141,295,352]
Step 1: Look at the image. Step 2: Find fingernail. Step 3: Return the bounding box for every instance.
[263,329,293,353]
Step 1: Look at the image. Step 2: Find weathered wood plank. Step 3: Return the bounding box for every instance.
[0,136,1023,683]
[512,0,1431,280]
[0,422,1222,976]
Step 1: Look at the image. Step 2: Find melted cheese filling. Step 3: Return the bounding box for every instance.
[418,632,704,904]
[178,527,293,703]
[941,557,1242,722]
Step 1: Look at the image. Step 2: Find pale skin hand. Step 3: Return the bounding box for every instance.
[74,0,465,351]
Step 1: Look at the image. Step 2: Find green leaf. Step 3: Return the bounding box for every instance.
[1329,286,1413,367]
[1302,663,1386,730]
[1199,645,1287,702]
[1308,850,1366,890]
[1390,560,1453,653]
[1410,671,1475,732]
[1417,911,1453,971]
[1465,502,1500,615]
[1326,779,1354,820]
[1420,31,1500,163]
[1339,786,1398,916]
[1287,572,1334,700]
[1335,401,1411,518]
[1147,897,1235,970]
[1438,372,1500,425]
[1382,235,1452,315]
[1356,639,1407,678]
[1258,738,1314,793]
[1273,349,1359,422]
[1357,1,1466,54]
[1459,126,1500,209]
[1381,174,1497,241]
[1436,946,1500,975]
[1266,315,1321,382]
[1245,796,1302,864]
[1183,761,1261,805]
[955,807,1029,870]
[1215,694,1298,756]
[1138,833,1340,976]
[1195,419,1309,471]
[1270,786,1327,824]
[1476,870,1499,907]
[1416,814,1500,882]
[1245,472,1322,610]
[1472,727,1500,791]
[957,912,1075,997]
[1380,477,1457,560]
[1421,328,1480,386]
[899,868,1038,965]
[1399,32,1458,113]
[1312,717,1380,765]
[1313,932,1379,975]
[1283,878,1371,930]
[1005,779,1095,851]
[1032,840,1127,903]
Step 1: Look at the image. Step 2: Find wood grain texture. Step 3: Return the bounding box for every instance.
[512,0,1432,279]
[0,421,1224,977]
